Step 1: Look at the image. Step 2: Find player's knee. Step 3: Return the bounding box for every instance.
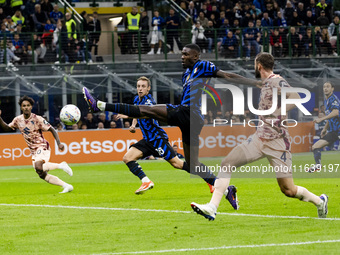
[280,187,296,198]
[34,161,43,171]
[34,161,47,179]
[312,145,322,151]
[171,161,183,169]
[35,168,47,179]
[221,157,233,169]
[122,154,130,164]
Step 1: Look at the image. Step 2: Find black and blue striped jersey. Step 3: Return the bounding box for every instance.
[133,94,168,142]
[324,93,340,133]
[181,60,219,109]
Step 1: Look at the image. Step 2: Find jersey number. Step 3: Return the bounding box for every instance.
[280,152,287,162]
[155,147,164,156]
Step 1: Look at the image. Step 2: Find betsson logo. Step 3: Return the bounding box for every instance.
[55,138,138,155]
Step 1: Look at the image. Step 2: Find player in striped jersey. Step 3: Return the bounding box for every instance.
[308,82,340,172]
[118,76,232,198]
[119,77,194,194]
[83,44,260,208]
[0,96,73,193]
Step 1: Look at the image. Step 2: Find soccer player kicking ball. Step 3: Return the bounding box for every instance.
[191,53,328,220]
[308,82,340,172]
[0,96,73,193]
[82,44,260,209]
[119,76,222,195]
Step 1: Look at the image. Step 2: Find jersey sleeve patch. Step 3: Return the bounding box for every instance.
[279,80,290,87]
[39,116,51,131]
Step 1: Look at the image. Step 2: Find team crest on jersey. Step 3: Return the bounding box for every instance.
[145,99,152,106]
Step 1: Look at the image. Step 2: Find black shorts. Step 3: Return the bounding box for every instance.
[166,104,204,146]
[130,138,177,160]
[321,131,340,144]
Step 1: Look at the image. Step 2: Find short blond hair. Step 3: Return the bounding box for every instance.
[137,76,151,87]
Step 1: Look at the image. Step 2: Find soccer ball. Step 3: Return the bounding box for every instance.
[60,104,81,125]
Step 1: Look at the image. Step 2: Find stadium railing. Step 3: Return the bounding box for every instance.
[1,25,339,66]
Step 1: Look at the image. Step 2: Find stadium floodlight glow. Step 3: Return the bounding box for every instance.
[109,17,122,26]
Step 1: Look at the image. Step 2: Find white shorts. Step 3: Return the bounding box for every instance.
[151,31,163,44]
[32,147,51,167]
[239,133,292,178]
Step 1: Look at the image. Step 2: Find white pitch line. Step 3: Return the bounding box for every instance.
[0,177,36,181]
[0,203,339,221]
[93,239,340,255]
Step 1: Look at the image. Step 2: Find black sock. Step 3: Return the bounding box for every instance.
[126,161,146,180]
[105,103,142,118]
[191,163,216,186]
[313,148,322,165]
[182,161,190,173]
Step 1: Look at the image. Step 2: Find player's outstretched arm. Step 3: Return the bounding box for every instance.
[0,110,15,132]
[216,70,262,88]
[48,126,64,151]
[314,109,339,124]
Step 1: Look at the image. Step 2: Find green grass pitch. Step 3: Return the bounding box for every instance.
[0,152,340,254]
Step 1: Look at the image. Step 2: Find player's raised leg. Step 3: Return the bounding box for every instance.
[277,178,328,218]
[123,146,154,195]
[34,161,73,194]
[83,87,168,122]
[43,161,73,176]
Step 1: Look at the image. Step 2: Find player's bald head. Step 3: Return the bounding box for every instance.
[184,44,201,54]
[182,44,201,68]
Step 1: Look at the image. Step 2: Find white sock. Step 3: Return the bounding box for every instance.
[295,186,322,206]
[43,162,60,171]
[97,101,106,111]
[62,183,70,188]
[210,177,230,209]
[208,203,217,212]
[44,174,65,187]
[141,177,151,183]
